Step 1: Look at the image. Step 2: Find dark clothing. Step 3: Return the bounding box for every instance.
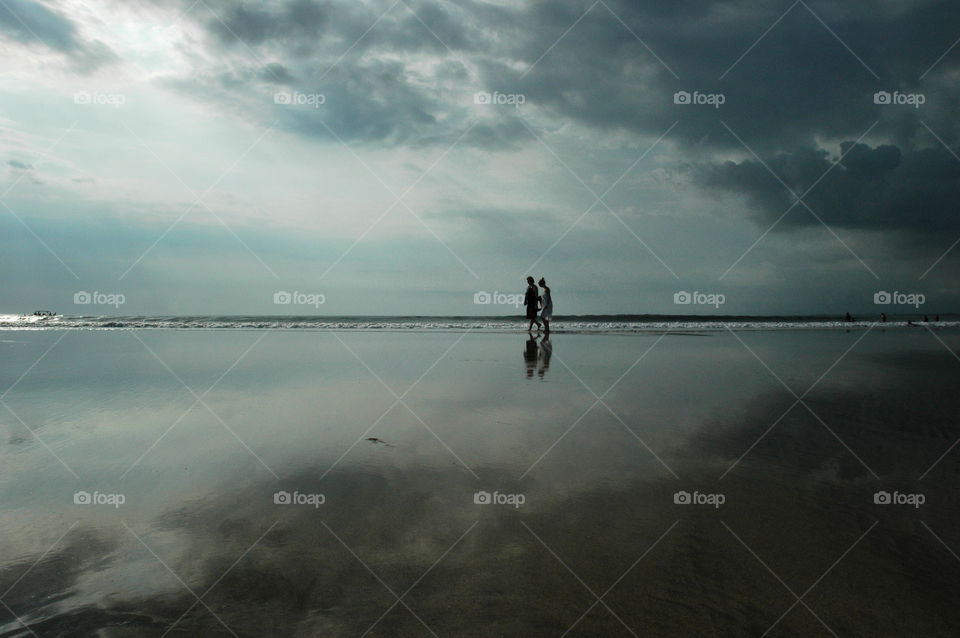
[524,337,539,377]
[524,285,540,318]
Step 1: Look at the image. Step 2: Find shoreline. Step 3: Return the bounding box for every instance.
[1,321,958,333]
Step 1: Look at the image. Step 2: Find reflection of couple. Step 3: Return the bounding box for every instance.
[524,276,553,333]
[523,332,552,379]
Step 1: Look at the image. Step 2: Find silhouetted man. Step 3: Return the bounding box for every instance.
[524,276,542,332]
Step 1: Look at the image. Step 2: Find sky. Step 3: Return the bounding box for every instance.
[1,0,959,316]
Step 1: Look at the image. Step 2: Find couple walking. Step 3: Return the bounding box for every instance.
[524,276,552,333]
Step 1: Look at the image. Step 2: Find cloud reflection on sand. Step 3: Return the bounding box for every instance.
[2,330,960,635]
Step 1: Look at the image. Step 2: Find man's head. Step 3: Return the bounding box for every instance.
[526,276,535,285]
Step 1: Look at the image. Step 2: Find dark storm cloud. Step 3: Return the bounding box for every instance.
[501,0,960,241]
[205,0,327,49]
[0,0,116,71]
[258,62,296,83]
[0,0,82,52]
[695,142,960,235]
[202,0,481,56]
[496,0,959,243]
[148,0,960,241]
[469,0,959,152]
[280,59,439,145]
[153,0,959,148]
[151,0,483,146]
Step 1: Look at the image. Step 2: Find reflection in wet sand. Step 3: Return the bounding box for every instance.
[523,335,538,378]
[2,330,960,635]
[538,336,552,379]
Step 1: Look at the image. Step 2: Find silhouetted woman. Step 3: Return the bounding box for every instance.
[538,278,552,333]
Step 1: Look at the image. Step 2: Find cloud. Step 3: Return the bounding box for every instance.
[258,62,295,84]
[7,157,43,184]
[147,0,523,147]
[467,0,960,155]
[693,141,960,238]
[136,0,959,160]
[7,0,960,311]
[204,0,328,49]
[0,0,81,52]
[0,0,117,71]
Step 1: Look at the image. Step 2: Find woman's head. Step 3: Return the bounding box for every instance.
[538,277,546,287]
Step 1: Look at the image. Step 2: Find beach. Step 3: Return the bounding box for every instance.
[4,0,959,634]
[2,326,959,636]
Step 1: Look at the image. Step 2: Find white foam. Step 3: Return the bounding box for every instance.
[0,315,956,332]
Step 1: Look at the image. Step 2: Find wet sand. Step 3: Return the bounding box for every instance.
[2,328,959,636]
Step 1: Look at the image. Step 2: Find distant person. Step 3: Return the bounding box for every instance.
[936,314,940,322]
[538,277,552,334]
[881,312,887,323]
[845,312,852,322]
[924,315,929,322]
[524,277,542,332]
